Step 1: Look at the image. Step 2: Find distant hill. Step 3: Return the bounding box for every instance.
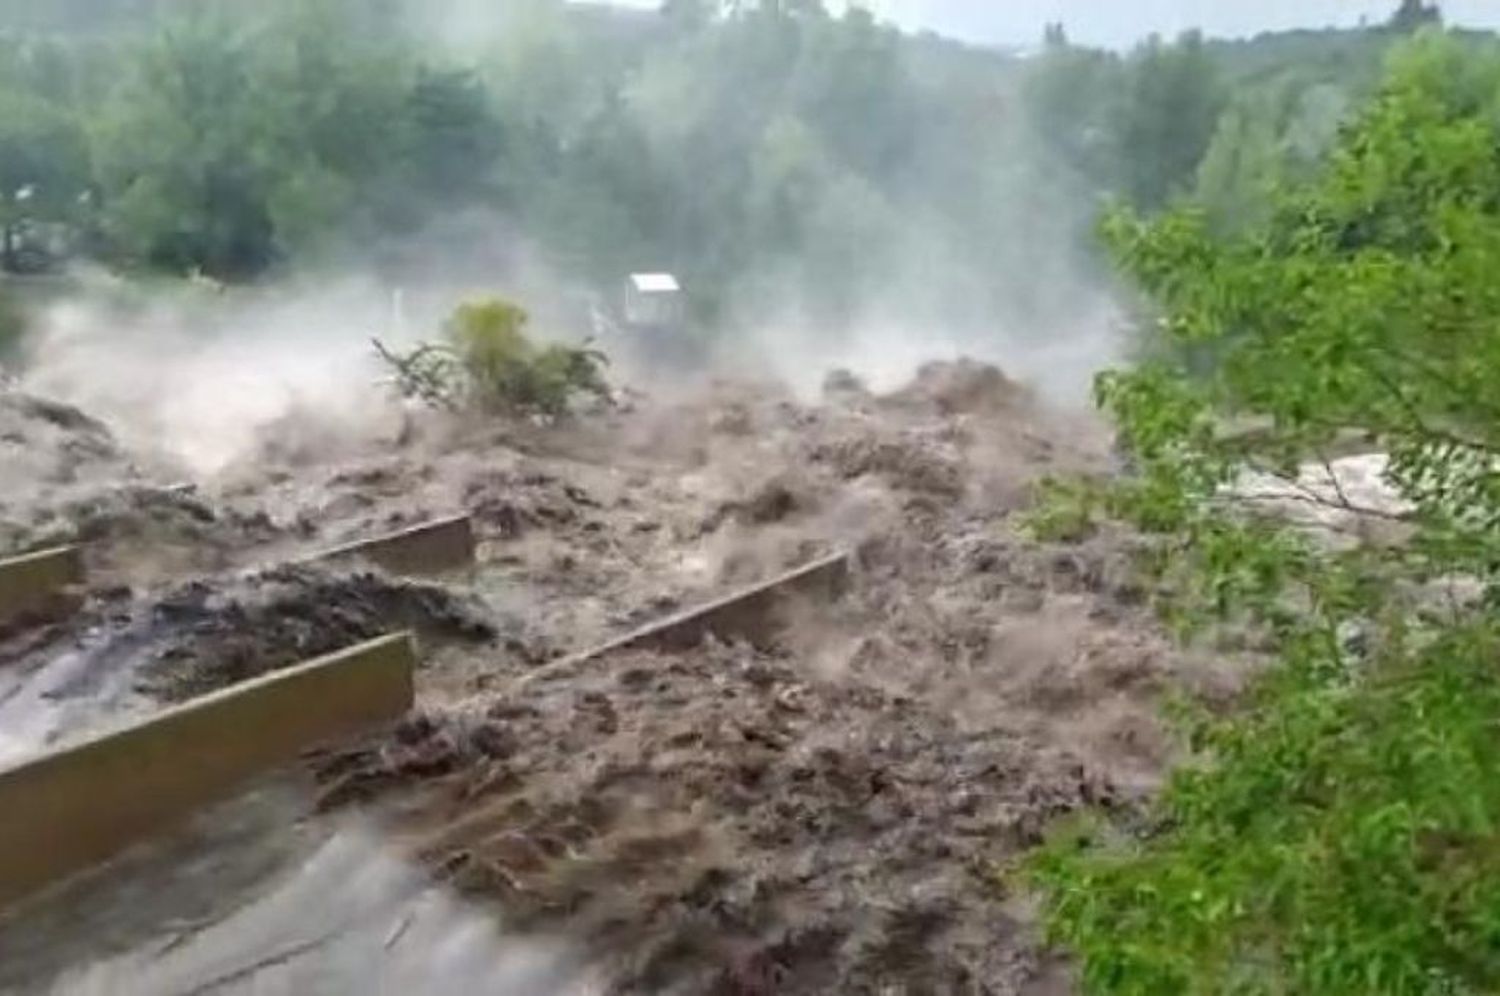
[1208,28,1390,87]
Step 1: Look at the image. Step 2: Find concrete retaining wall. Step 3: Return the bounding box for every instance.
[521,551,849,688]
[314,515,476,577]
[0,545,84,627]
[0,633,416,910]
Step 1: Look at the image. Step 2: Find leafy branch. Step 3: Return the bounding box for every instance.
[1029,32,1500,996]
[371,337,462,412]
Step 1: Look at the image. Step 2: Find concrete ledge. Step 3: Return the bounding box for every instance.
[0,546,84,628]
[0,633,416,911]
[314,515,476,577]
[521,551,850,688]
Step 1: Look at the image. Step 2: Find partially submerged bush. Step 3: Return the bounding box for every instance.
[375,297,609,417]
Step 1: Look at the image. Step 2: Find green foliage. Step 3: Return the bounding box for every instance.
[80,2,504,278]
[1023,41,1123,191]
[1116,32,1227,211]
[1025,30,1227,211]
[377,298,609,418]
[1104,31,1500,573]
[91,13,278,277]
[371,338,460,412]
[0,89,90,272]
[1030,31,1500,995]
[1389,0,1443,34]
[1035,616,1500,994]
[1021,476,1107,543]
[1193,80,1348,233]
[401,68,504,210]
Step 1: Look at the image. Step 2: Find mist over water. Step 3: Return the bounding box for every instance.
[13,258,1120,479]
[0,0,1129,466]
[723,291,1122,403]
[19,279,402,477]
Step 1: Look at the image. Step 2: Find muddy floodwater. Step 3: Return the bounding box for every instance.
[0,363,1241,993]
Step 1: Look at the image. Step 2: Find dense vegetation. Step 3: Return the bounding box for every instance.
[0,0,1075,341]
[1029,27,1500,994]
[0,0,1443,355]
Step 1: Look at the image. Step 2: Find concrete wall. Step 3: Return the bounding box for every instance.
[609,551,849,654]
[315,516,476,577]
[0,545,84,628]
[0,633,416,911]
[520,551,849,689]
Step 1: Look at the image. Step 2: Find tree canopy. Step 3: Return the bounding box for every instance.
[0,0,1318,338]
[1030,30,1500,994]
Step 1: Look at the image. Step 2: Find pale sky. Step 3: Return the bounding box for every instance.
[605,1,1500,49]
[863,0,1500,49]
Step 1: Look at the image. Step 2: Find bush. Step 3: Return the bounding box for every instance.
[376,297,609,417]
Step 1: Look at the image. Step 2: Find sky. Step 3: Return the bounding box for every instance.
[860,0,1500,49]
[604,1,1500,49]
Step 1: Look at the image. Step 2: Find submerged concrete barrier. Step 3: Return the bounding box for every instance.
[520,551,850,688]
[0,545,84,628]
[0,632,416,911]
[314,515,476,577]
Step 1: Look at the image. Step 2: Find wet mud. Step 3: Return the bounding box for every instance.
[0,360,1234,994]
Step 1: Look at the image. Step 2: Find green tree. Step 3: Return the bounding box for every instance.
[1023,41,1125,190]
[1031,33,1500,994]
[88,2,504,276]
[377,297,609,416]
[1192,87,1289,231]
[1114,31,1227,210]
[0,91,90,272]
[1388,0,1442,33]
[92,15,280,277]
[530,90,667,283]
[1193,78,1351,232]
[793,7,915,179]
[251,2,407,256]
[400,67,504,210]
